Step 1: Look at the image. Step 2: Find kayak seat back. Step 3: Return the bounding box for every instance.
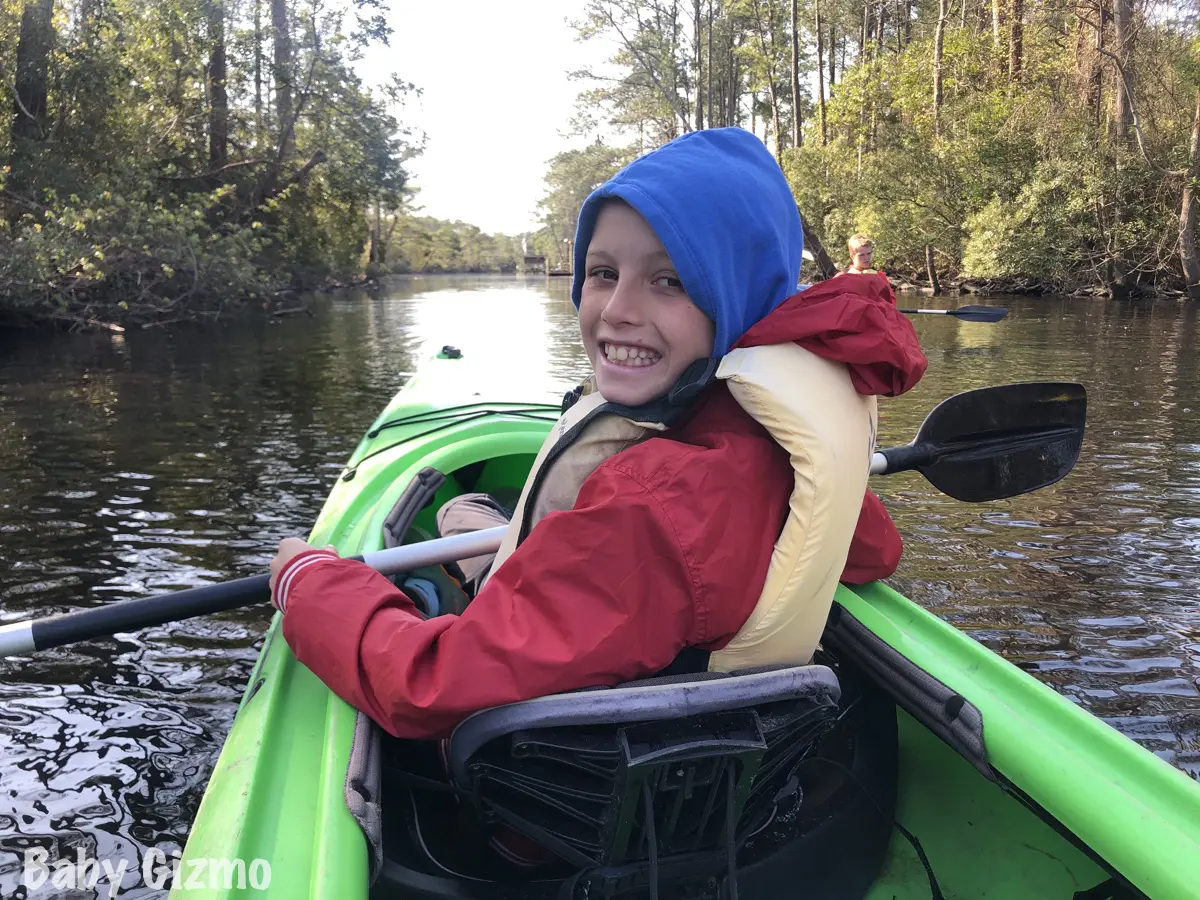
[443,665,840,891]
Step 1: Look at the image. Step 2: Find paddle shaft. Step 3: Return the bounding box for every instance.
[0,526,509,657]
[899,305,1009,322]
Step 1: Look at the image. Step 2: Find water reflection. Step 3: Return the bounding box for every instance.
[874,296,1200,778]
[0,279,1198,897]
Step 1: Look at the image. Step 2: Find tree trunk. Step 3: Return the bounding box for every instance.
[750,0,784,157]
[991,0,1004,41]
[672,1,684,135]
[800,214,839,279]
[772,84,782,158]
[706,0,713,127]
[728,34,740,126]
[1008,0,1022,83]
[1111,0,1133,142]
[207,0,229,168]
[272,0,294,160]
[694,0,704,130]
[905,0,913,44]
[829,23,836,85]
[1089,11,1105,127]
[769,83,782,159]
[933,0,948,136]
[876,0,885,51]
[369,196,382,264]
[926,245,942,294]
[860,0,869,58]
[816,1,828,146]
[254,0,264,146]
[9,0,54,193]
[1180,90,1200,301]
[790,0,802,148]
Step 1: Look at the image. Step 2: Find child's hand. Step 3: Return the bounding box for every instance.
[269,537,329,592]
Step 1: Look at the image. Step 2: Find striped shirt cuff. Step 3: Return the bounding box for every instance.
[274,549,340,612]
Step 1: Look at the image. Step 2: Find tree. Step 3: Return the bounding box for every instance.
[8,0,54,196]
[816,0,828,145]
[0,0,427,327]
[932,0,948,135]
[207,0,228,167]
[535,142,631,266]
[1008,0,1022,83]
[1111,0,1134,141]
[574,0,695,143]
[790,0,802,148]
[272,0,294,160]
[1179,88,1200,300]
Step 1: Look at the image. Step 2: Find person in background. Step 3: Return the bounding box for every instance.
[845,234,881,274]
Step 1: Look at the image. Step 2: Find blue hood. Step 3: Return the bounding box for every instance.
[570,128,803,357]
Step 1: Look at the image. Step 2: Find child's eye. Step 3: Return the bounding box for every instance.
[652,274,684,290]
[589,266,617,282]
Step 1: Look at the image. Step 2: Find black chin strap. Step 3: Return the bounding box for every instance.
[561,357,720,422]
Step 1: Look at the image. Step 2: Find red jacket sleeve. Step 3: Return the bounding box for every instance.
[277,464,712,740]
[840,489,902,584]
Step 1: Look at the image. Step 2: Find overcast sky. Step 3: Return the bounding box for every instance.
[360,1,617,236]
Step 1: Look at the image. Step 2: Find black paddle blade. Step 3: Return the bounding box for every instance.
[948,305,1009,322]
[883,382,1087,502]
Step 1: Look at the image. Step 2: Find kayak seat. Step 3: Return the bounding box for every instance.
[372,659,900,900]
[447,665,839,874]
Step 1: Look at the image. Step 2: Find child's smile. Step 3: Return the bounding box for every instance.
[600,341,662,367]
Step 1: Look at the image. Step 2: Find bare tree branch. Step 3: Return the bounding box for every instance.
[595,2,693,133]
[1071,13,1186,178]
[0,58,38,122]
[160,158,271,182]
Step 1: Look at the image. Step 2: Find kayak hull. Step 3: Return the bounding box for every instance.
[176,353,1200,900]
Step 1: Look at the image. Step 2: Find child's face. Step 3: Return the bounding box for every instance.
[578,202,715,407]
[852,244,873,268]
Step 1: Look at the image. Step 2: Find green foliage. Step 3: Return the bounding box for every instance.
[0,176,273,321]
[385,216,522,274]
[0,0,425,326]
[530,142,632,267]
[564,0,1200,293]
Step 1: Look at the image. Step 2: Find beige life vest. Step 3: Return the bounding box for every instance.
[483,343,877,670]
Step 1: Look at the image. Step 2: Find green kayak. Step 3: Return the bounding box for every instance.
[175,349,1200,900]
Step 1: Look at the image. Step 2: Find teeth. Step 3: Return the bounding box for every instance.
[603,343,661,367]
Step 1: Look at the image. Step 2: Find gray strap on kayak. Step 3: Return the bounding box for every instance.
[382,466,445,549]
[823,603,996,782]
[345,710,383,884]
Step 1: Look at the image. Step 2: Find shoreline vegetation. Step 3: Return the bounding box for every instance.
[2,0,1197,333]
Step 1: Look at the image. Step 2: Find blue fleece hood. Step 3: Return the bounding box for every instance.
[570,128,803,357]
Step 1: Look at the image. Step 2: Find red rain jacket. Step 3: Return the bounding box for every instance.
[275,277,927,739]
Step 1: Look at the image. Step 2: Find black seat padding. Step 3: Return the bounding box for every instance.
[447,664,840,785]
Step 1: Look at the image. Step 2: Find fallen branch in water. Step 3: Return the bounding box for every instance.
[270,306,314,318]
[47,313,126,333]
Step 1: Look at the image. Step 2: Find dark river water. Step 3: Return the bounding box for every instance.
[0,275,1198,896]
